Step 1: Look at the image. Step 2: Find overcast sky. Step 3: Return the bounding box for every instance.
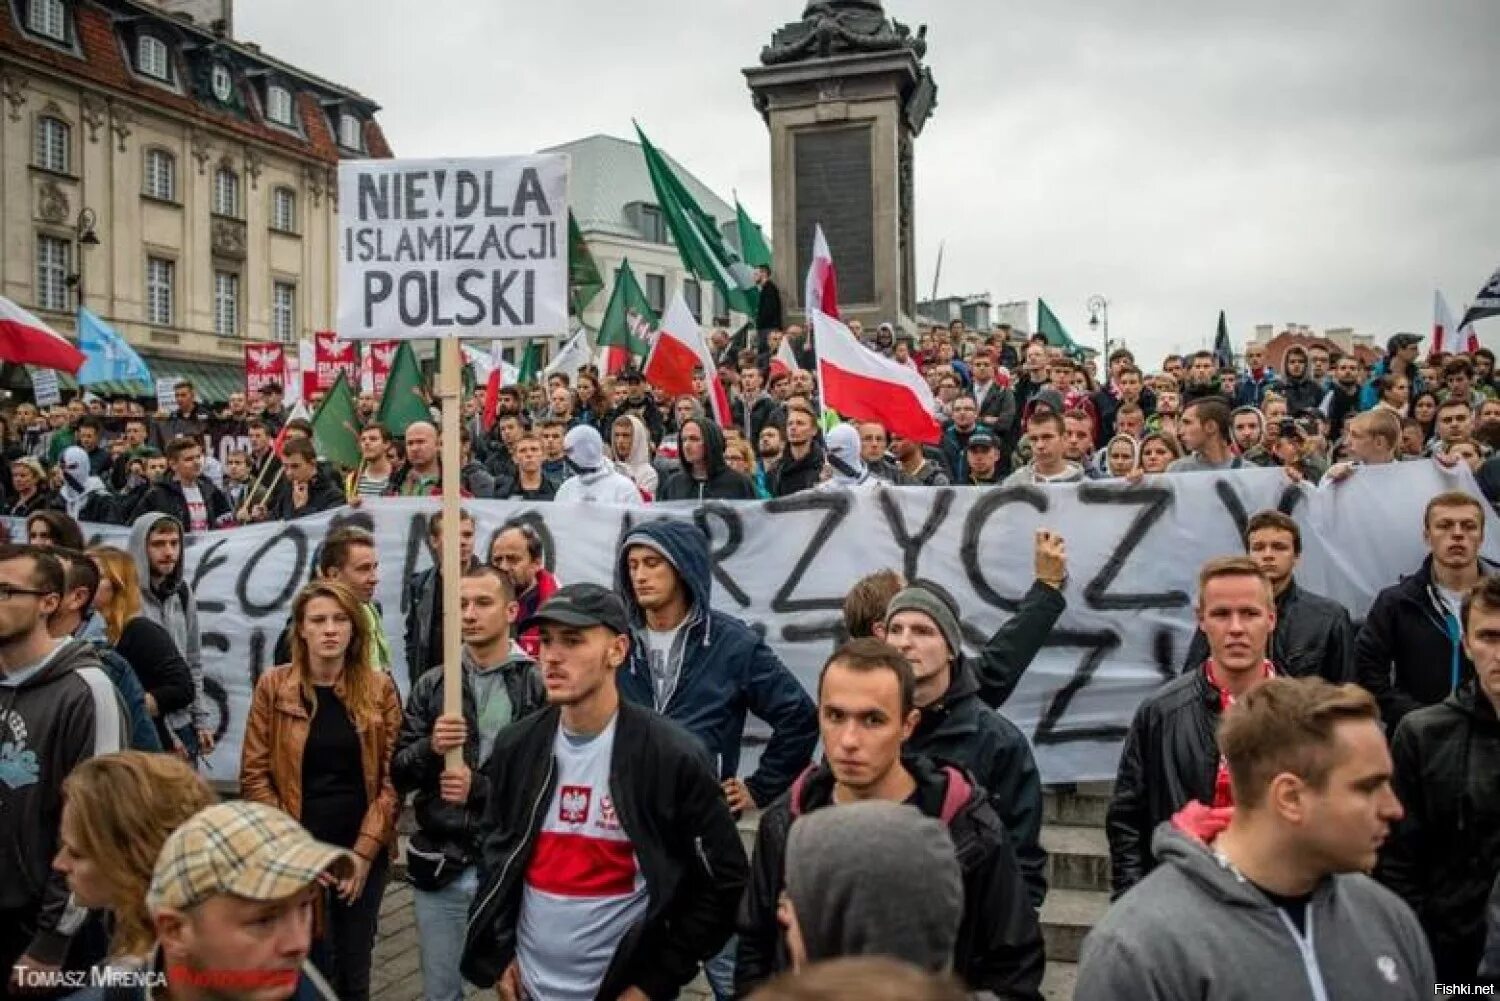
[239,0,1499,363]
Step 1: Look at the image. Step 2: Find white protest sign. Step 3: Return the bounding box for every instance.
[337,156,569,341]
[155,377,178,412]
[65,462,1497,785]
[29,367,60,407]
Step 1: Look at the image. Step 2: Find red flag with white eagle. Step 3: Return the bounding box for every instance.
[244,343,286,395]
[0,296,83,372]
[804,224,839,321]
[314,331,359,392]
[364,340,399,395]
[644,291,731,426]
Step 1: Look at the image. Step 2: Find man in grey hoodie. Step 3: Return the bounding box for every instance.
[127,512,210,761]
[1077,677,1432,1000]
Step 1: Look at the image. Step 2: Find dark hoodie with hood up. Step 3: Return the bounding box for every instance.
[0,639,127,966]
[735,756,1046,998]
[1077,825,1433,1001]
[616,520,817,807]
[656,418,758,502]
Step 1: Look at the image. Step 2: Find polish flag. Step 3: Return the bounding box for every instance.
[805,225,839,320]
[644,292,731,426]
[1434,289,1479,355]
[813,308,940,444]
[0,296,84,372]
[272,399,312,459]
[776,335,802,373]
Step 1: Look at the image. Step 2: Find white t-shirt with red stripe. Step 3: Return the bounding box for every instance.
[517,715,648,1001]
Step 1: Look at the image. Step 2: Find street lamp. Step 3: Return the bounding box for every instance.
[65,208,99,309]
[1087,294,1110,364]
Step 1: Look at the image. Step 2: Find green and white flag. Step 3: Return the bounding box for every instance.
[636,124,758,317]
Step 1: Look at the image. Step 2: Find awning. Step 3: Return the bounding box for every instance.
[57,356,245,404]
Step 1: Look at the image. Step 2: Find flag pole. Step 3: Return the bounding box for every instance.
[437,335,463,774]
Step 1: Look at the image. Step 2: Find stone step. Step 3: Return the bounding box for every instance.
[1042,960,1078,1001]
[1042,782,1114,829]
[1040,888,1110,964]
[1041,824,1111,894]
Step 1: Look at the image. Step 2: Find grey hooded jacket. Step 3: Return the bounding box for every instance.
[1076,824,1434,1001]
[127,512,208,732]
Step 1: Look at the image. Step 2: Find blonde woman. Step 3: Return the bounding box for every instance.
[240,579,401,1001]
[53,752,216,970]
[87,546,195,752]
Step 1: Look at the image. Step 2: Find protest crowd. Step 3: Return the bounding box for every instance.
[10,294,1500,1001]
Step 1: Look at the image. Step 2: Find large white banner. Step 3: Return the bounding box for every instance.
[337,155,569,340]
[69,462,1499,784]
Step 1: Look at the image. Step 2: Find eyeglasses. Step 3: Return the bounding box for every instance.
[0,584,53,601]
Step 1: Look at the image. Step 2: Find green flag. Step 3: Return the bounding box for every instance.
[375,341,431,436]
[311,372,361,471]
[568,212,603,315]
[597,261,658,358]
[635,123,758,317]
[1213,310,1233,369]
[736,199,773,269]
[1036,299,1081,354]
[517,340,544,385]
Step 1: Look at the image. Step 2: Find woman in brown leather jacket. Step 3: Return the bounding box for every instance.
[239,579,401,1001]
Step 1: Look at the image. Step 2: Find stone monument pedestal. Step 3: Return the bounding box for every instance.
[745,2,936,335]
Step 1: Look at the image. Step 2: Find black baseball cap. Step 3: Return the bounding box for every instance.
[620,367,643,384]
[1388,332,1423,354]
[966,427,998,450]
[519,583,629,635]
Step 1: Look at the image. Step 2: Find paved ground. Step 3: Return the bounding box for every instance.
[370,876,711,1001]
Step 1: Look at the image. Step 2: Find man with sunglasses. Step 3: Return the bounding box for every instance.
[0,544,128,996]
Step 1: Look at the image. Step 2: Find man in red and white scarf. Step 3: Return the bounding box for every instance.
[1105,556,1280,897]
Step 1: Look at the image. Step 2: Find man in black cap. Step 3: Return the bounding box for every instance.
[257,381,288,433]
[461,583,748,1001]
[1359,332,1424,412]
[604,368,665,444]
[963,426,1005,484]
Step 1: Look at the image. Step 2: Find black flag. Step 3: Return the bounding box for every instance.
[1459,266,1500,329]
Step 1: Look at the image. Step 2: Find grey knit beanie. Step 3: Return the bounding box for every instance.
[885,585,963,657]
[785,800,964,971]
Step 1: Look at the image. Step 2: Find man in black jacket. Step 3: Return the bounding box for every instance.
[753,264,783,361]
[735,638,1045,998]
[405,509,479,689]
[1356,491,1489,733]
[1107,556,1280,897]
[770,402,824,497]
[261,438,345,521]
[1380,573,1500,983]
[460,583,747,1000]
[603,370,666,445]
[1277,345,1324,414]
[656,418,758,501]
[135,435,234,531]
[731,361,780,444]
[393,565,543,1001]
[1184,510,1353,682]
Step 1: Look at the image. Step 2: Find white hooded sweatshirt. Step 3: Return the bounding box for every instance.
[555,425,646,505]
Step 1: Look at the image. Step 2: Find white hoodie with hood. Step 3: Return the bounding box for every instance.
[59,445,109,521]
[554,425,645,505]
[611,413,660,498]
[817,423,880,492]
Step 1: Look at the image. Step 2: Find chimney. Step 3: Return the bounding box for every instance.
[156,0,234,37]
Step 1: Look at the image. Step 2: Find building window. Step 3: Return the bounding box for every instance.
[266,84,293,126]
[683,278,702,321]
[27,0,66,41]
[212,166,240,217]
[35,235,70,312]
[338,113,363,151]
[645,274,666,315]
[146,257,174,326]
[137,35,170,80]
[638,205,666,244]
[213,270,239,337]
[210,64,233,103]
[144,148,176,201]
[272,281,296,342]
[271,187,297,232]
[33,116,69,174]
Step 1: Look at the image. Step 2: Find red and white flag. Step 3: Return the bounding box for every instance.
[313,331,359,392]
[814,308,940,444]
[1434,290,1479,355]
[244,343,287,395]
[804,224,839,321]
[0,296,83,372]
[775,335,802,373]
[364,340,399,395]
[644,292,731,426]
